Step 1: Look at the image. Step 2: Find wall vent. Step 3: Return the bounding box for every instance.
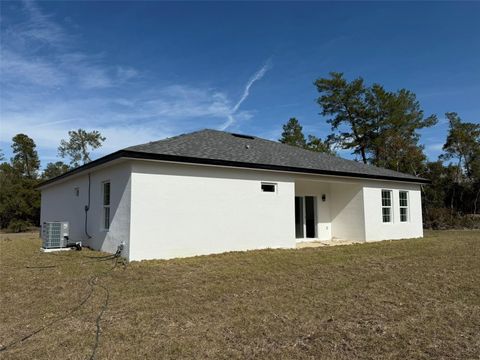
[231,133,255,140]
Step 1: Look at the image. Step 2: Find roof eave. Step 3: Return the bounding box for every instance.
[37,150,431,189]
[36,150,126,189]
[122,151,431,184]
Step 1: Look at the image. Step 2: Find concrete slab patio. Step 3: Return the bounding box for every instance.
[296,238,359,248]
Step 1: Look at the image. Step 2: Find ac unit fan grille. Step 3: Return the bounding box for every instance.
[42,222,69,249]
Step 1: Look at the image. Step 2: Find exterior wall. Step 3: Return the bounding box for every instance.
[40,161,132,258]
[129,161,296,261]
[330,182,366,241]
[363,181,423,241]
[40,157,425,262]
[294,180,332,241]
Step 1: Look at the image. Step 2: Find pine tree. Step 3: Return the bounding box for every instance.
[279,118,307,147]
[58,129,106,167]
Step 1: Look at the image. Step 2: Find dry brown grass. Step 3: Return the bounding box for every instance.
[1,230,479,359]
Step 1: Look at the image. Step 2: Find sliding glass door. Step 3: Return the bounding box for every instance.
[295,196,317,239]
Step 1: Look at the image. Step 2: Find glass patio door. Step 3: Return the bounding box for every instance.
[295,196,317,239]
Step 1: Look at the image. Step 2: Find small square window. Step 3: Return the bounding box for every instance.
[261,183,276,192]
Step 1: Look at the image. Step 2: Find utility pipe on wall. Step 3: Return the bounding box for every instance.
[84,173,92,239]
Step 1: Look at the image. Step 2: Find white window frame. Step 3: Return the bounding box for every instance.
[399,190,409,222]
[102,181,111,231]
[381,190,393,223]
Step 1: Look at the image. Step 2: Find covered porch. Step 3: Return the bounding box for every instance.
[294,177,366,244]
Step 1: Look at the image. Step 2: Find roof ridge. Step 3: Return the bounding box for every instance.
[124,128,212,150]
[119,128,423,182]
[126,128,417,178]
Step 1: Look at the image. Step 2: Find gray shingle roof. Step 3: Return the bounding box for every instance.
[125,129,426,183]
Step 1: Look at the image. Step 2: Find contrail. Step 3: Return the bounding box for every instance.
[31,119,72,128]
[220,60,271,130]
[232,61,271,114]
[219,115,236,131]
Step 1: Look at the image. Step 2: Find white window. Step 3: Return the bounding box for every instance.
[102,181,110,230]
[381,190,392,223]
[399,191,409,222]
[261,182,277,193]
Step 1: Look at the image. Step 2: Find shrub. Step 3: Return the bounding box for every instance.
[7,219,33,233]
[424,208,480,229]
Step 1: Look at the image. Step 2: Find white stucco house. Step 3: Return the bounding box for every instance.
[38,129,428,261]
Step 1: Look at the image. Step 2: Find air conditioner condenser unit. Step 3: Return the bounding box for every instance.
[41,222,69,250]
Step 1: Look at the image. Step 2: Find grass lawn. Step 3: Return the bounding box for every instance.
[0,231,479,359]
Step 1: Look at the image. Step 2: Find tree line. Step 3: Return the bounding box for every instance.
[0,130,105,231]
[1,72,479,231]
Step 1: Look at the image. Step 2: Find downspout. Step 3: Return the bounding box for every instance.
[85,173,92,239]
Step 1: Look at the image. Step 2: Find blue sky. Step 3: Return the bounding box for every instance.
[1,1,479,166]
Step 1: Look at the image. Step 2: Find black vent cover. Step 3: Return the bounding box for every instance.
[231,133,255,140]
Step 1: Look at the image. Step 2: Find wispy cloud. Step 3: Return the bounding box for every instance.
[1,0,138,91]
[1,49,67,87]
[0,85,237,154]
[13,0,68,48]
[219,60,272,130]
[0,1,269,166]
[426,143,444,151]
[422,142,445,161]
